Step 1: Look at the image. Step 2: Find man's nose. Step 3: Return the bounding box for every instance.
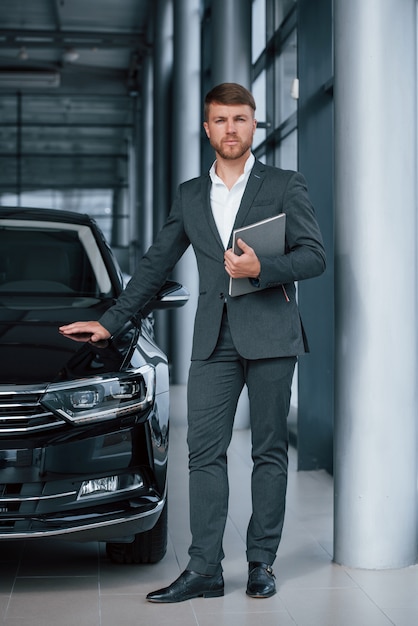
[226,119,236,133]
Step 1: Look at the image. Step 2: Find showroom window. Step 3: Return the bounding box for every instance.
[251,0,298,170]
[252,0,299,415]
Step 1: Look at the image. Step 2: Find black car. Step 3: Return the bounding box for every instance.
[0,207,188,564]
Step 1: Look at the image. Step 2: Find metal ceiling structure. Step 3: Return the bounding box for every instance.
[0,0,153,196]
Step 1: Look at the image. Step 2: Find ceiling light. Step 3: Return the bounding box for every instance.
[63,48,79,63]
[17,47,29,61]
[0,69,60,88]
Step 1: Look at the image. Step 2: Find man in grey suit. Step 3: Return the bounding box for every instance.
[60,83,326,602]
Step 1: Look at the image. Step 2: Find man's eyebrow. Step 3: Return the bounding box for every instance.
[212,113,250,119]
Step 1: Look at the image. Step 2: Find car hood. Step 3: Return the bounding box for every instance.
[0,298,137,385]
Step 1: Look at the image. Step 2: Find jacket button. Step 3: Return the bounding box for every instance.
[219,292,225,299]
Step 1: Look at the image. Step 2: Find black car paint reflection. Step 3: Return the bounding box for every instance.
[0,208,188,564]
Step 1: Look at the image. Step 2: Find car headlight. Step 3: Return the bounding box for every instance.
[41,365,155,424]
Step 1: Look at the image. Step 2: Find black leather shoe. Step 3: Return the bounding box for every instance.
[246,562,276,598]
[146,569,224,603]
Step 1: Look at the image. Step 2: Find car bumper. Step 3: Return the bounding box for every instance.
[0,414,168,542]
[0,494,166,541]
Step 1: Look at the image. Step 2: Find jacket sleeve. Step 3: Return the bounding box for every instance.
[99,188,191,336]
[257,171,326,289]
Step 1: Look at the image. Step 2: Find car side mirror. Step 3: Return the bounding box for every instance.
[140,280,189,317]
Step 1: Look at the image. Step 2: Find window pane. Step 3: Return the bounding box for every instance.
[0,189,113,241]
[252,0,266,62]
[275,29,297,125]
[275,129,297,170]
[274,0,297,29]
[252,71,266,149]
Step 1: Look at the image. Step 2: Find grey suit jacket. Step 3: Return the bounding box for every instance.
[100,159,326,360]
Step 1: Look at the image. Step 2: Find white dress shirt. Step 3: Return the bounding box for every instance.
[209,153,255,249]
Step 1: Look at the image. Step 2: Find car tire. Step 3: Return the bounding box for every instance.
[106,501,168,564]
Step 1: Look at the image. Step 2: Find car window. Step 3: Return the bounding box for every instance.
[0,219,115,297]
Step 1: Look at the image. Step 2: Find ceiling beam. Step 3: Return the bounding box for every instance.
[0,29,146,49]
[0,122,133,128]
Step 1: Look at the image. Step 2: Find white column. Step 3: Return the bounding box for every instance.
[171,0,201,383]
[139,51,154,255]
[152,0,173,353]
[211,0,251,87]
[207,0,253,426]
[333,0,417,568]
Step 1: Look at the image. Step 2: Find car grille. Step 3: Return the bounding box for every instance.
[0,386,66,434]
[0,482,78,530]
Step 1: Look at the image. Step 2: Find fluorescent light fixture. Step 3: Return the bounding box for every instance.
[0,69,60,88]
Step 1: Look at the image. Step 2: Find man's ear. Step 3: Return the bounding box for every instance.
[203,121,210,138]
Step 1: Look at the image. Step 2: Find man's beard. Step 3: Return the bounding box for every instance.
[210,137,252,160]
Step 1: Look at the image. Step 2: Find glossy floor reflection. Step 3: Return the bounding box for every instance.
[1,385,418,625]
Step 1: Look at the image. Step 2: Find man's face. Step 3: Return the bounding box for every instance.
[203,102,257,161]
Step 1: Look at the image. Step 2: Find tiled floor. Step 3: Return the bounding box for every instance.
[1,385,418,625]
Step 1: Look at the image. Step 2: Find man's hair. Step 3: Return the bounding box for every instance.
[204,83,256,121]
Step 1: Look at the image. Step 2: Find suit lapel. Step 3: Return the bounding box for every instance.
[200,174,225,251]
[227,160,266,246]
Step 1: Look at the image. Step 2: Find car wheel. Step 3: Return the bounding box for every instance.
[106,502,168,564]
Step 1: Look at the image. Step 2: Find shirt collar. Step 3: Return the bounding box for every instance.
[209,152,255,183]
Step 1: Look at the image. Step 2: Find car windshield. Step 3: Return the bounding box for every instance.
[0,218,116,298]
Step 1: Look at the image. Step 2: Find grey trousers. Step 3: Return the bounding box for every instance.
[186,309,296,575]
